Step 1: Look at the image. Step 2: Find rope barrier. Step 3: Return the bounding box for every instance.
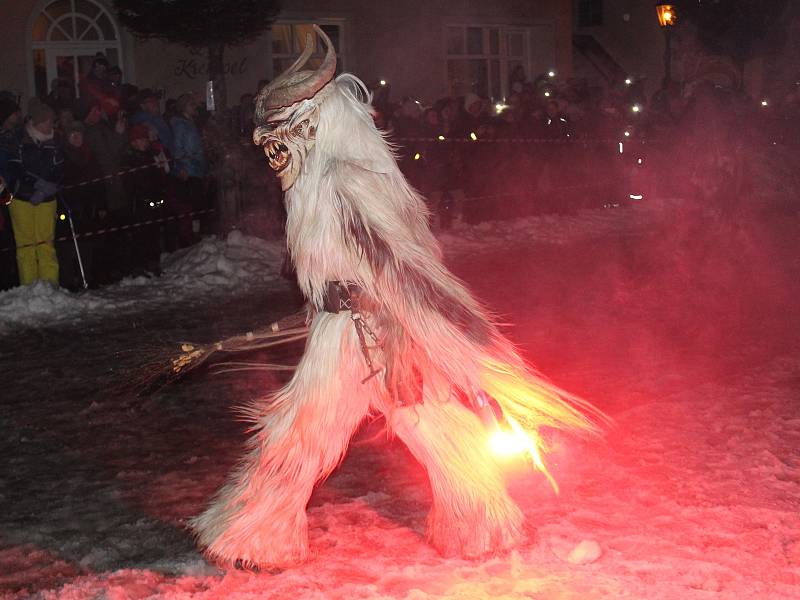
[0,208,215,253]
[60,161,166,191]
[1,137,635,255]
[2,178,614,254]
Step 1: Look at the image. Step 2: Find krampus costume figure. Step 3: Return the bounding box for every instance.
[191,26,603,570]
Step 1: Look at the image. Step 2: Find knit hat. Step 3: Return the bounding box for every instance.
[28,100,55,126]
[0,96,20,127]
[128,123,150,143]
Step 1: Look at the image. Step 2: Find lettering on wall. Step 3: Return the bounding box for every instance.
[174,48,249,79]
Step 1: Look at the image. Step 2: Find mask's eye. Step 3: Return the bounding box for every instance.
[290,119,310,136]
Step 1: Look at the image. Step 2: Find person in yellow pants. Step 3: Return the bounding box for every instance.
[8,100,62,286]
[9,197,58,285]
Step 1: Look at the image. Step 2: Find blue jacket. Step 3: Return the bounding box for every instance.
[170,115,208,178]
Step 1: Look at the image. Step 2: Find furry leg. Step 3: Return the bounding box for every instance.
[190,313,372,569]
[389,391,524,558]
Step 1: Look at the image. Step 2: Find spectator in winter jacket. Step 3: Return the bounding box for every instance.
[79,55,118,118]
[121,124,165,274]
[170,94,208,180]
[7,101,63,286]
[79,100,128,216]
[169,94,208,248]
[61,121,102,222]
[60,120,102,288]
[129,88,174,158]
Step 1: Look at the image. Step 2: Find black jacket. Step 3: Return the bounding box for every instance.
[11,130,64,203]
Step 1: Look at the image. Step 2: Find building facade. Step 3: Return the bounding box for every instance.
[1,0,573,107]
[572,0,667,98]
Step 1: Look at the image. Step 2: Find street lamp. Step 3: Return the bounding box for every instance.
[655,3,678,89]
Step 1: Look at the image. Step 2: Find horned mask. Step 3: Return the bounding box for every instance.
[253,25,336,191]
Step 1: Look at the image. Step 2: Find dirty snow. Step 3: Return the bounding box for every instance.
[1,198,799,599]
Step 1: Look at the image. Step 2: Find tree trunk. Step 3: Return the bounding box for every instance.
[207,42,227,111]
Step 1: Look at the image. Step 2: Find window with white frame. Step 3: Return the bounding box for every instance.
[30,0,123,98]
[270,22,344,79]
[445,25,530,100]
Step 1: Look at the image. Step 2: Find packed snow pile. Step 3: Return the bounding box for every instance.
[0,230,285,331]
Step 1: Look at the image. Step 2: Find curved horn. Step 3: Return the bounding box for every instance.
[309,24,337,90]
[262,24,338,109]
[283,32,314,76]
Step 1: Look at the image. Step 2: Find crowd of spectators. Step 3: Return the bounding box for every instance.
[1,55,796,293]
[0,54,212,291]
[355,69,796,226]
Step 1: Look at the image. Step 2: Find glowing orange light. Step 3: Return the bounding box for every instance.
[656,4,677,28]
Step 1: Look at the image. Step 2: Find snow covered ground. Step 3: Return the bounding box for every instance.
[1,198,799,599]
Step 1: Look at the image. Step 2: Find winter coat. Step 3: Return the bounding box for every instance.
[62,141,104,221]
[121,146,166,216]
[170,115,208,179]
[10,130,63,204]
[83,120,127,213]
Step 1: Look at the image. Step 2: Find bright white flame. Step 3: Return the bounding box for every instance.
[637,157,643,164]
[625,78,632,85]
[507,415,559,493]
[413,152,421,160]
[489,429,528,456]
[761,99,769,107]
[631,104,641,113]
[495,102,508,114]
[629,194,643,200]
[437,134,445,141]
[548,70,556,78]
[379,79,387,86]
[624,131,631,137]
[619,142,624,154]
[469,132,478,141]
[544,91,551,97]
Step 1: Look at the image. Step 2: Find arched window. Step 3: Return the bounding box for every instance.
[30,0,123,99]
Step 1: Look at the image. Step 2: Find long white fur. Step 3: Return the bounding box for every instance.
[191,74,604,569]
